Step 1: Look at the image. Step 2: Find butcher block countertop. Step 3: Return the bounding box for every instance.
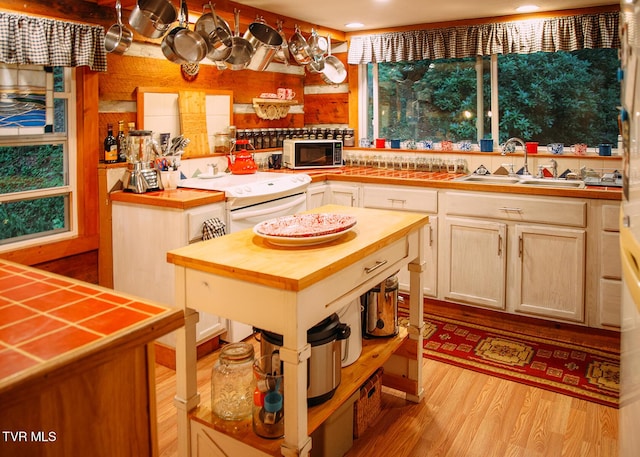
[110,187,224,209]
[167,204,429,291]
[0,259,184,395]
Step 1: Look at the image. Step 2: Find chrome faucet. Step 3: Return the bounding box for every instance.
[502,137,531,176]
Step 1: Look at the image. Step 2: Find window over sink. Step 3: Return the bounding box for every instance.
[353,11,621,148]
[362,48,620,147]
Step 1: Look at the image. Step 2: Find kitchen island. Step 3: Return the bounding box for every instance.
[0,259,184,457]
[167,204,429,457]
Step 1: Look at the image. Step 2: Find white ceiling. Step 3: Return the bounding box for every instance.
[232,0,618,32]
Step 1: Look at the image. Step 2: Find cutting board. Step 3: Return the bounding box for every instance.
[179,90,209,157]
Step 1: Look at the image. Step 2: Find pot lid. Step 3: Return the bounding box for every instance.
[260,313,344,346]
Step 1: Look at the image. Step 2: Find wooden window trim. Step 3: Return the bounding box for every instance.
[0,67,100,266]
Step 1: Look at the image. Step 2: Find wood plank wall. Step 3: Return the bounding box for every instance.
[0,0,351,284]
[98,51,351,137]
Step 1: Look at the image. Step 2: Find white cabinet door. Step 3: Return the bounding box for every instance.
[398,216,438,297]
[443,217,507,310]
[306,182,326,210]
[327,183,360,207]
[513,224,586,322]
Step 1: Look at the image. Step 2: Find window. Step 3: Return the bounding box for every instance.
[362,48,619,147]
[0,65,77,249]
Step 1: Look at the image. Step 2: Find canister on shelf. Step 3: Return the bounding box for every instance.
[214,132,231,153]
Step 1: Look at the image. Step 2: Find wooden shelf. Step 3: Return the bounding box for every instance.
[190,327,408,456]
[252,98,297,120]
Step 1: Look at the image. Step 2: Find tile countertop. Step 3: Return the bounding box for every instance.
[110,167,622,208]
[0,259,184,395]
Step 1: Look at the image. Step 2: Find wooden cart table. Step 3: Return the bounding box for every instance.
[167,204,428,457]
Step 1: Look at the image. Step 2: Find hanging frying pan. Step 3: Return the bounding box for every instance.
[224,9,254,70]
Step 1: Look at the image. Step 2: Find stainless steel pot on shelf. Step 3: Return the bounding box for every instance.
[362,273,399,338]
[257,313,351,406]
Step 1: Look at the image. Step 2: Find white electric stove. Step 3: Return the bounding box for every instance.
[179,172,311,209]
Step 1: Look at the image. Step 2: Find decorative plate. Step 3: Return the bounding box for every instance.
[253,213,357,246]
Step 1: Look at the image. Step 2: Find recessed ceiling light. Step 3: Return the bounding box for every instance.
[516,5,540,13]
[345,22,364,29]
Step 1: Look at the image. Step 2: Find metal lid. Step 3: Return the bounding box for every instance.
[260,313,344,347]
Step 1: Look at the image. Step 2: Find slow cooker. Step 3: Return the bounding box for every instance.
[258,313,350,406]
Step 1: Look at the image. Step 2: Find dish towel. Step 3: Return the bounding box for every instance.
[202,218,226,240]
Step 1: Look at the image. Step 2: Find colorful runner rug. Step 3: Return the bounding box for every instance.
[398,311,619,408]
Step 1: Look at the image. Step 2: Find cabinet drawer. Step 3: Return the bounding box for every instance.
[602,204,620,232]
[341,236,409,290]
[363,185,438,213]
[187,204,226,243]
[445,192,586,227]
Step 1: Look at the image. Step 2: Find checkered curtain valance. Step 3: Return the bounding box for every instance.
[347,12,620,64]
[0,12,107,72]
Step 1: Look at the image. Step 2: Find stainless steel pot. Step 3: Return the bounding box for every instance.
[337,299,362,367]
[243,19,283,71]
[307,28,328,58]
[128,0,177,39]
[321,35,347,84]
[307,55,325,73]
[288,25,312,65]
[258,313,350,406]
[104,0,133,54]
[161,0,207,64]
[224,9,254,70]
[362,273,399,338]
[195,2,233,61]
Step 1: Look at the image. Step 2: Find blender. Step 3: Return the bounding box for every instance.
[122,130,164,193]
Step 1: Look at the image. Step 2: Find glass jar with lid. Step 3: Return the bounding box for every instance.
[253,128,263,150]
[268,128,277,148]
[211,342,256,421]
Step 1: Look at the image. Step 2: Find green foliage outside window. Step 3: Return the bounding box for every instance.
[0,196,68,243]
[0,144,67,243]
[372,48,620,146]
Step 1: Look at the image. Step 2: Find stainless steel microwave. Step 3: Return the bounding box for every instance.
[282,139,343,169]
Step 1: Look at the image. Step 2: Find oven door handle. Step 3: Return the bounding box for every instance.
[229,194,307,221]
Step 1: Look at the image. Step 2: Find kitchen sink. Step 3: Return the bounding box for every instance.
[455,175,522,184]
[516,178,586,188]
[456,174,586,188]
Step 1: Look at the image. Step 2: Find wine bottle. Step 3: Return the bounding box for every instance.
[103,123,118,164]
[116,120,127,162]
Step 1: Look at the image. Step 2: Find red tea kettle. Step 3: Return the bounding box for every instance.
[227,139,257,174]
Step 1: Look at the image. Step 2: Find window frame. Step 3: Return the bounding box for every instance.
[359,50,619,147]
[0,66,78,252]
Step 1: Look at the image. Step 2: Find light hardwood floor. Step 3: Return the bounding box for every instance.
[155,300,620,457]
